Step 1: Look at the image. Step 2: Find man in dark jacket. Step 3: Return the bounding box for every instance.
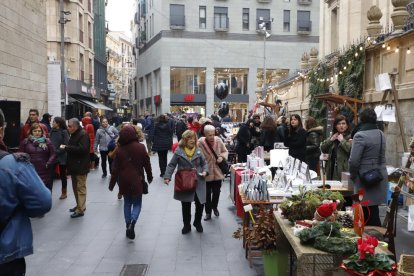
[0,108,52,275]
[150,114,173,177]
[61,118,90,218]
[20,109,49,141]
[235,120,253,163]
[175,115,187,142]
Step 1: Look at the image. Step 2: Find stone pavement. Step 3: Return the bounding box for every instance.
[26,152,261,276]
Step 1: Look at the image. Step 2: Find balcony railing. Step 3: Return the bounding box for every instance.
[298,0,312,5]
[170,15,185,29]
[297,20,312,34]
[79,30,84,43]
[214,17,229,31]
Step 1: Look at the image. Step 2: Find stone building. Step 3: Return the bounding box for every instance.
[0,0,48,125]
[273,0,414,167]
[133,0,319,119]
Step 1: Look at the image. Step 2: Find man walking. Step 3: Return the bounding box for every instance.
[0,108,52,275]
[20,109,49,141]
[61,118,90,218]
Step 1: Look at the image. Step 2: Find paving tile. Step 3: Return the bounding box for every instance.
[202,254,230,271]
[203,270,231,276]
[94,258,125,273]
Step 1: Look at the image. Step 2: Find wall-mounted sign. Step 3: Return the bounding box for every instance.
[184,94,194,102]
[154,95,161,106]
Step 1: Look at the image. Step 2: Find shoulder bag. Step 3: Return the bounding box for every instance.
[205,139,229,175]
[359,133,384,188]
[174,157,198,193]
[104,128,118,151]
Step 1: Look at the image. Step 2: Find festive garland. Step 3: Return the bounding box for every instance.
[307,43,366,126]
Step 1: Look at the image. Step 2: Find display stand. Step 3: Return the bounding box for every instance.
[314,93,365,125]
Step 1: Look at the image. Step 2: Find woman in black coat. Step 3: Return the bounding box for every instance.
[49,117,70,199]
[150,114,173,177]
[284,114,307,162]
[304,116,323,172]
[235,120,253,163]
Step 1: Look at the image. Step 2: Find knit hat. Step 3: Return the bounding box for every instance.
[316,202,337,219]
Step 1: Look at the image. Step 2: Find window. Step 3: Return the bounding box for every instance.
[199,6,206,29]
[283,10,290,32]
[80,53,84,81]
[79,13,83,43]
[214,68,248,95]
[170,67,206,95]
[89,58,93,85]
[88,21,92,48]
[214,7,228,29]
[170,4,185,26]
[256,9,271,30]
[151,14,154,37]
[242,8,249,30]
[297,10,311,32]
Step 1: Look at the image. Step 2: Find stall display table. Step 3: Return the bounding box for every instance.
[273,211,390,276]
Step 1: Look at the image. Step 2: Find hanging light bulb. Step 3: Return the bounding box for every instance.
[387,45,391,51]
[382,44,386,48]
[355,52,359,57]
[395,46,400,53]
[343,66,347,70]
[408,48,411,55]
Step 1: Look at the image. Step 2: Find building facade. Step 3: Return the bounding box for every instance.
[106,32,135,119]
[94,0,108,108]
[134,0,319,120]
[46,0,107,118]
[0,0,48,126]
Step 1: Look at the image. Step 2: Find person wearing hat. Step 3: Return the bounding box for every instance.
[41,113,53,132]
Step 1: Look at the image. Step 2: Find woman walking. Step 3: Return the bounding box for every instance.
[349,108,387,226]
[50,117,70,199]
[164,130,208,234]
[198,125,228,221]
[284,114,307,162]
[320,115,352,181]
[304,116,323,172]
[19,123,56,191]
[94,118,118,178]
[109,125,153,240]
[150,114,173,177]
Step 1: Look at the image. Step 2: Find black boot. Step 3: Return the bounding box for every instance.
[127,220,136,240]
[181,202,191,234]
[126,223,131,238]
[181,224,191,234]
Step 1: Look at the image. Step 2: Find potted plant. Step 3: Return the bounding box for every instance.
[340,235,397,275]
[233,206,286,276]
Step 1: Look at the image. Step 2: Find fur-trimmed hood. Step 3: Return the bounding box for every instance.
[307,126,324,134]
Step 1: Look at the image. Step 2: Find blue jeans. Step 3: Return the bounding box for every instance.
[123,195,142,224]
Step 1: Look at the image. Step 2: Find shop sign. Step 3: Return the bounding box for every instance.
[184,94,194,102]
[154,95,161,106]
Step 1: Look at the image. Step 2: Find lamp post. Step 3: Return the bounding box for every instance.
[258,21,271,98]
[59,0,71,118]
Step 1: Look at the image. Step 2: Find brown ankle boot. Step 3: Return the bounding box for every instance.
[59,188,67,199]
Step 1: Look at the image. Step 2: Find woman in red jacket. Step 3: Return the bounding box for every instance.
[109,125,153,240]
[81,117,95,170]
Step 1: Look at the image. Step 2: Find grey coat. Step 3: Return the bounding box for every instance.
[349,129,387,206]
[164,146,209,204]
[94,125,118,152]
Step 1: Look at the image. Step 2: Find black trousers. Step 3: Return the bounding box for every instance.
[363,205,381,227]
[0,258,26,276]
[100,150,113,175]
[56,164,67,190]
[157,150,168,175]
[181,193,204,226]
[205,180,222,215]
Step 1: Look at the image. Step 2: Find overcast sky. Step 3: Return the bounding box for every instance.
[106,0,135,38]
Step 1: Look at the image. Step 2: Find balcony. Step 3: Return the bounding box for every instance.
[257,0,272,2]
[214,17,229,32]
[170,15,185,30]
[79,30,84,43]
[297,20,312,34]
[298,0,312,5]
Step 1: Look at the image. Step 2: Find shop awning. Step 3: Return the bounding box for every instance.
[70,96,113,111]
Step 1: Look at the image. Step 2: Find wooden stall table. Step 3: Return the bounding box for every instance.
[273,210,390,276]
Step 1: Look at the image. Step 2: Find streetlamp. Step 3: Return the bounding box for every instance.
[258,20,271,98]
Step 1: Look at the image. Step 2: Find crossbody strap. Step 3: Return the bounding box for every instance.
[204,139,219,161]
[377,132,383,166]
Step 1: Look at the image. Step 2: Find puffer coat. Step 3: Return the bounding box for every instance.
[164,146,209,204]
[18,138,55,186]
[150,121,173,152]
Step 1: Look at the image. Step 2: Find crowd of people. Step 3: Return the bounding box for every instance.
[0,105,406,275]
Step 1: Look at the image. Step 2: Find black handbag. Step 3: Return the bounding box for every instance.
[360,133,384,188]
[205,139,229,175]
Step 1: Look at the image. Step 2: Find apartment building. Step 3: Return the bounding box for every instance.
[0,0,48,127]
[134,0,319,120]
[46,0,112,118]
[107,32,135,118]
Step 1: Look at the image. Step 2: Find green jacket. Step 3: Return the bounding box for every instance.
[320,133,352,180]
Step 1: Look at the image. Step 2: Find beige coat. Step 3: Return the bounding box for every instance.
[198,137,229,182]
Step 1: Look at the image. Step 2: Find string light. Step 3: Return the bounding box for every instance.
[395,46,399,53]
[355,52,359,57]
[339,71,343,75]
[408,48,411,55]
[348,60,351,65]
[387,45,391,51]
[359,46,363,51]
[343,66,347,70]
[382,44,386,48]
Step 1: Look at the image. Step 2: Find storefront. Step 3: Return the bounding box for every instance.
[170,94,206,117]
